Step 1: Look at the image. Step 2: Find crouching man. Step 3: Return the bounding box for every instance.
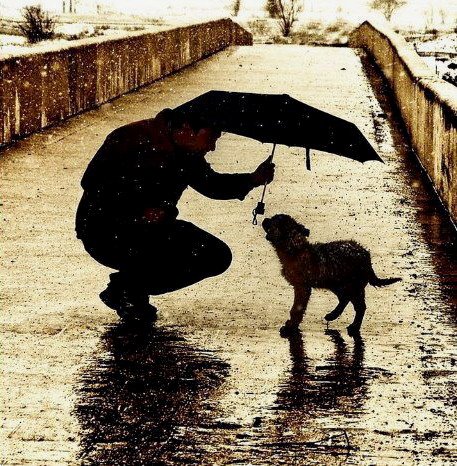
[76,108,275,322]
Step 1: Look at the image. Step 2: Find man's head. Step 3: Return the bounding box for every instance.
[161,108,221,155]
[173,124,221,154]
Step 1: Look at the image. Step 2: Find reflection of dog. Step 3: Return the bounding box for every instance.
[262,214,401,337]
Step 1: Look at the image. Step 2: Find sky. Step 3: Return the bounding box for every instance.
[1,0,456,29]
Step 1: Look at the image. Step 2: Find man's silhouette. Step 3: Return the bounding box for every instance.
[76,108,275,321]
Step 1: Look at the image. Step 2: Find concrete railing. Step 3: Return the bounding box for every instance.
[0,19,252,147]
[350,20,457,226]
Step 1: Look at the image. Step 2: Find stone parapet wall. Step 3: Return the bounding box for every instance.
[350,20,457,226]
[0,19,252,147]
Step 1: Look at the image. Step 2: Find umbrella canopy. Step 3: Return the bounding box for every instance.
[174,90,382,163]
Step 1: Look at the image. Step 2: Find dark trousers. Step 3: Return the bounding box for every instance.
[80,220,232,296]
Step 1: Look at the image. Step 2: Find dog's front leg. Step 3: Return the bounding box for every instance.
[280,286,311,337]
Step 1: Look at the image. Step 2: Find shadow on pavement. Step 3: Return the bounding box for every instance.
[74,322,229,465]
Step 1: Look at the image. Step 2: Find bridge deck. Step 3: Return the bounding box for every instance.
[1,45,456,465]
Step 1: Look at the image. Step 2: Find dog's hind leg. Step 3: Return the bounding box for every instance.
[325,294,350,322]
[280,286,311,337]
[347,289,367,337]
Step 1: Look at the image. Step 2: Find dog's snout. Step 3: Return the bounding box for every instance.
[262,218,271,231]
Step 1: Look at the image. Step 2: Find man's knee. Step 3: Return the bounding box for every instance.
[80,235,120,270]
[202,238,232,277]
[216,243,232,275]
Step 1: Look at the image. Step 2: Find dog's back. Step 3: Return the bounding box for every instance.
[310,240,372,288]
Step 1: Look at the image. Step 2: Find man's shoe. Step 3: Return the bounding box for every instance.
[99,287,158,323]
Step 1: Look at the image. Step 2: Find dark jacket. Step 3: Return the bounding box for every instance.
[76,111,255,238]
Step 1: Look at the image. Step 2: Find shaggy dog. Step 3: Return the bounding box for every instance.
[262,214,401,337]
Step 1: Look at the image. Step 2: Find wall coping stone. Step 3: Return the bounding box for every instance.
[0,18,234,61]
[351,20,439,81]
[350,20,457,120]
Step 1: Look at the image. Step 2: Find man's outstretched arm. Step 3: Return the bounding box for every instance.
[189,156,275,201]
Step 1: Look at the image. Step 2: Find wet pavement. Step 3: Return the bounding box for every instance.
[1,45,456,465]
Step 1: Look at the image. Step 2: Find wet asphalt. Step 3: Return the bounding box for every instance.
[1,45,456,465]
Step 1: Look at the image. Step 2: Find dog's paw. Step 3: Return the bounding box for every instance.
[280,324,300,338]
[347,324,361,338]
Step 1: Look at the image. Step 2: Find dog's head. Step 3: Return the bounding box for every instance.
[262,214,310,251]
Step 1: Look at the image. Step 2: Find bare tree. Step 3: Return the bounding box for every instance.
[438,8,446,26]
[369,0,407,22]
[232,0,241,16]
[63,0,76,14]
[265,0,280,18]
[19,5,55,43]
[265,0,303,37]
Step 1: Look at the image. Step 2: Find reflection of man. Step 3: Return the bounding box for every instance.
[76,109,275,321]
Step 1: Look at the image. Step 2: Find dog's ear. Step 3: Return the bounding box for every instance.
[288,226,310,252]
[300,225,310,237]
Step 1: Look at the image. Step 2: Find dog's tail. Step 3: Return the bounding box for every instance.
[369,269,402,287]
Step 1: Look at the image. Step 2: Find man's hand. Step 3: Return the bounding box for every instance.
[252,155,275,187]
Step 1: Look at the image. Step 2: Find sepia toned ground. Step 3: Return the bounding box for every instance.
[1,45,456,465]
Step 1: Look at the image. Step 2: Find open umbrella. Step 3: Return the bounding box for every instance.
[174,90,383,224]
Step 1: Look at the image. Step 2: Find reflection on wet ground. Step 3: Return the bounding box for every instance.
[76,325,390,465]
[75,324,230,464]
[276,330,367,415]
[255,330,388,464]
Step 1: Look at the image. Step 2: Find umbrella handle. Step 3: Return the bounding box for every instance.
[252,144,276,225]
[306,147,311,171]
[252,202,265,225]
